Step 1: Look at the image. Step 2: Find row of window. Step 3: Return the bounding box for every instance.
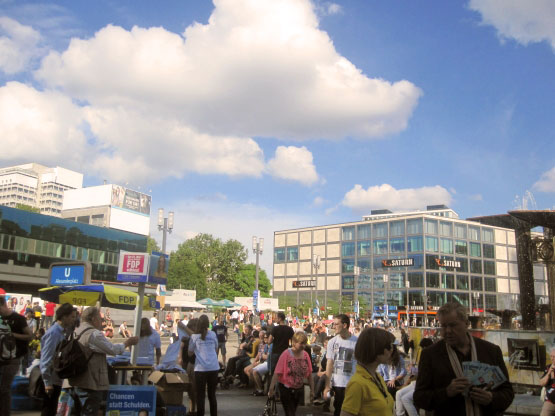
[341,219,494,242]
[340,273,496,291]
[275,240,496,263]
[1,234,120,265]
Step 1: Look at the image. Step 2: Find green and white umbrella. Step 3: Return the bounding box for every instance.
[197,298,219,307]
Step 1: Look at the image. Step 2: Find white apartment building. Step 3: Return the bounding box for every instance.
[0,163,83,216]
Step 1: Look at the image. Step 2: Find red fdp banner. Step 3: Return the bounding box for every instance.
[121,254,146,273]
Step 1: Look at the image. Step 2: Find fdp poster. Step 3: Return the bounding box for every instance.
[105,385,156,416]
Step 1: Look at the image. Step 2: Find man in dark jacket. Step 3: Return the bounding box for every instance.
[414,302,514,415]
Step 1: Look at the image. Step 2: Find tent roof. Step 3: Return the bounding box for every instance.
[165,299,206,309]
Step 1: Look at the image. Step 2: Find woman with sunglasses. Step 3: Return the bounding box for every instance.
[340,327,395,416]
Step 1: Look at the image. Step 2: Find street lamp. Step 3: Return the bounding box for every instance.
[384,275,389,323]
[312,254,321,318]
[472,292,480,317]
[252,237,264,312]
[405,280,410,326]
[158,208,174,254]
[354,266,360,320]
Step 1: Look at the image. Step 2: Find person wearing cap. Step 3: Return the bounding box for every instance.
[39,303,78,416]
[377,339,406,398]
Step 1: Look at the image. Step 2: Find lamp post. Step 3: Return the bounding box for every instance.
[472,292,480,317]
[423,294,428,326]
[132,208,173,365]
[384,275,389,323]
[312,254,321,318]
[405,280,410,326]
[354,266,360,320]
[252,236,264,312]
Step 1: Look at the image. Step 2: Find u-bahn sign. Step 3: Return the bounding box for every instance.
[49,262,92,286]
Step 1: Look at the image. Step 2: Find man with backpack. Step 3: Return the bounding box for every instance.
[68,307,138,415]
[0,295,34,416]
[39,303,77,416]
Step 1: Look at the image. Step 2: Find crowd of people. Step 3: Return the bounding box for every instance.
[0,296,524,416]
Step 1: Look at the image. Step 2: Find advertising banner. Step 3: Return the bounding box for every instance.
[105,385,156,416]
[148,252,168,285]
[111,185,151,215]
[117,251,149,283]
[4,293,32,313]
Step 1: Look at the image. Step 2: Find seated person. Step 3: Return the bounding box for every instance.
[224,324,254,380]
[377,342,407,398]
[246,331,269,395]
[237,330,260,387]
[104,319,114,338]
[119,321,131,338]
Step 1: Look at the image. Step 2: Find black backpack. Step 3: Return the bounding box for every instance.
[54,327,94,379]
[0,315,17,362]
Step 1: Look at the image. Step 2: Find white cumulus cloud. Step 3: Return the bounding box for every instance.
[469,0,555,51]
[533,166,555,192]
[0,17,42,74]
[342,184,453,212]
[266,146,320,186]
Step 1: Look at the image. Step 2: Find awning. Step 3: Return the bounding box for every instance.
[165,299,206,309]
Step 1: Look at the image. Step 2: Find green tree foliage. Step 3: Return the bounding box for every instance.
[15,203,40,213]
[167,233,268,300]
[147,235,161,254]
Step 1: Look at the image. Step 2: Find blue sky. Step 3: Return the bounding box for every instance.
[0,0,554,276]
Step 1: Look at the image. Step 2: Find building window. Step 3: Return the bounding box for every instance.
[455,257,469,273]
[342,258,355,273]
[357,224,371,239]
[374,274,385,289]
[286,247,298,262]
[470,259,482,273]
[440,222,453,237]
[469,226,481,241]
[454,224,467,239]
[390,221,405,237]
[357,258,371,272]
[357,240,371,256]
[484,277,496,292]
[441,274,455,289]
[469,242,481,257]
[373,239,388,255]
[485,294,497,309]
[409,254,424,269]
[484,260,495,275]
[407,218,423,234]
[456,275,469,290]
[426,254,439,270]
[440,238,453,254]
[274,248,285,263]
[407,236,423,252]
[390,238,405,253]
[342,242,355,257]
[373,223,388,238]
[425,236,438,252]
[373,256,387,271]
[389,273,404,288]
[427,272,440,288]
[342,276,354,290]
[455,240,467,255]
[408,272,424,287]
[471,276,483,290]
[342,226,355,241]
[483,244,494,259]
[425,219,438,234]
[483,228,494,243]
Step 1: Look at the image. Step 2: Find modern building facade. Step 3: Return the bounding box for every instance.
[0,163,83,216]
[273,206,548,321]
[0,205,147,294]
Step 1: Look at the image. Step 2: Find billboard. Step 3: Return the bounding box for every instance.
[117,251,168,285]
[148,252,168,285]
[111,185,151,215]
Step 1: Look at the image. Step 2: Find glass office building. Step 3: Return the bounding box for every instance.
[0,205,147,290]
[273,206,548,320]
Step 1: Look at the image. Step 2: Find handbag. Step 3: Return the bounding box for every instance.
[261,396,278,416]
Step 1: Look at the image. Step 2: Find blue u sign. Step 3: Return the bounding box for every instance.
[50,265,86,286]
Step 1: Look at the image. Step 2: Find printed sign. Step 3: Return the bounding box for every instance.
[434,258,461,268]
[147,252,168,285]
[292,280,316,288]
[4,293,32,312]
[111,185,151,215]
[117,252,149,283]
[49,262,91,287]
[105,385,156,416]
[382,258,414,267]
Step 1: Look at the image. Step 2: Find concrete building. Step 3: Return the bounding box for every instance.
[61,184,151,236]
[273,206,548,322]
[0,163,83,216]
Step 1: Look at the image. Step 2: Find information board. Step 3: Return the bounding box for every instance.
[106,385,156,416]
[49,262,91,286]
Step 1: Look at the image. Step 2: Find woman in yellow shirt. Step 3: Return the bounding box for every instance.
[341,328,396,416]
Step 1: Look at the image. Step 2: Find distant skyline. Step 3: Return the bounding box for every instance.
[0,0,554,277]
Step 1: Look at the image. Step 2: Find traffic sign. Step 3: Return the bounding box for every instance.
[49,262,91,286]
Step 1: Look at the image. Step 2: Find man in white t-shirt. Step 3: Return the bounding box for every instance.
[150,313,159,332]
[324,314,358,416]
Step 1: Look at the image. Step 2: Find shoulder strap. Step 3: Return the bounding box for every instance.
[75,326,95,341]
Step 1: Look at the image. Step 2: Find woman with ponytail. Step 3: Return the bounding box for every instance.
[188,314,219,416]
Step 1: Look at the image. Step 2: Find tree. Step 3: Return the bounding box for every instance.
[167,233,252,300]
[147,235,161,254]
[212,263,272,299]
[15,203,39,213]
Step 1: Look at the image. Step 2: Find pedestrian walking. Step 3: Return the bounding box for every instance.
[189,314,219,416]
